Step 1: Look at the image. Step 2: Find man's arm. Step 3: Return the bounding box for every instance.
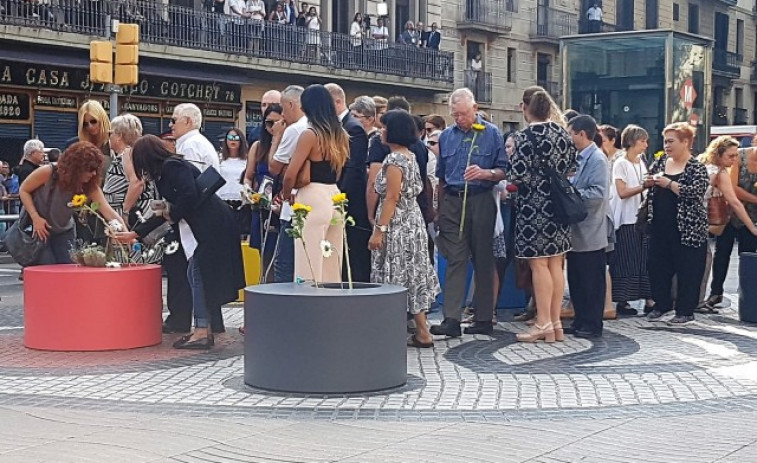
[576,156,608,205]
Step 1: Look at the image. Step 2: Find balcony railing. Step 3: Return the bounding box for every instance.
[734,108,748,125]
[0,0,453,82]
[532,7,578,40]
[578,19,631,34]
[713,49,740,78]
[465,70,492,104]
[459,0,514,33]
[713,105,729,126]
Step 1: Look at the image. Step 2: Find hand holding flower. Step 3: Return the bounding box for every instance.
[113,231,138,244]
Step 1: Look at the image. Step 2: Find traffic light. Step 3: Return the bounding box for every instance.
[115,23,139,86]
[89,41,113,84]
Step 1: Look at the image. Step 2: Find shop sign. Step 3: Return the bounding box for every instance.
[0,59,241,104]
[0,92,30,120]
[164,104,236,119]
[35,94,77,108]
[99,99,161,115]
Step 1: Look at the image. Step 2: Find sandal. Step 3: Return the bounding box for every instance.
[407,334,433,348]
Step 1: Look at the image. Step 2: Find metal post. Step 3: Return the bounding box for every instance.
[109,84,119,119]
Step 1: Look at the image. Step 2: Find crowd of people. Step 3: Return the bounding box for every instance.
[3,83,754,350]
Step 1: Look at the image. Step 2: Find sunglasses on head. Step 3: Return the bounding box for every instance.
[227,134,241,141]
[82,119,98,128]
[426,140,438,146]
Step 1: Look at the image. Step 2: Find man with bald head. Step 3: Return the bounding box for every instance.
[325,83,371,282]
[246,89,282,145]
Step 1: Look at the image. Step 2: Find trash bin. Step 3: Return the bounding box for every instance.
[739,252,757,323]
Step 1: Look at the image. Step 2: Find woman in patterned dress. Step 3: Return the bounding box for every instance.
[369,110,440,348]
[509,87,577,343]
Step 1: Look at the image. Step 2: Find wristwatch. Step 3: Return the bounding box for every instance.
[490,169,497,178]
[375,224,388,233]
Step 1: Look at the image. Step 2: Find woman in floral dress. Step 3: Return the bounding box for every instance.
[370,110,440,348]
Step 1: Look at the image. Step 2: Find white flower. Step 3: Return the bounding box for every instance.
[165,241,180,255]
[135,210,146,223]
[108,219,124,232]
[147,249,155,257]
[105,262,122,268]
[320,240,334,258]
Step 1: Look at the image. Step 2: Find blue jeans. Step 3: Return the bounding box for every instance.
[187,257,209,328]
[35,229,75,265]
[273,220,294,283]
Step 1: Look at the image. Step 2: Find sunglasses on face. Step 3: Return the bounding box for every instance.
[82,119,98,128]
[227,134,241,141]
[426,140,438,146]
[265,120,276,128]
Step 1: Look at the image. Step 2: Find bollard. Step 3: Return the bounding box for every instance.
[738,252,757,323]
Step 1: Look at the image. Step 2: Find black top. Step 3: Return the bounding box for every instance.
[337,113,370,229]
[14,159,39,186]
[653,173,682,233]
[310,160,338,184]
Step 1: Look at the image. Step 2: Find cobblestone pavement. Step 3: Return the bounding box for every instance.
[2,257,757,462]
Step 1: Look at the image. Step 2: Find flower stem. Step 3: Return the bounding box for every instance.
[344,229,352,290]
[300,239,318,288]
[459,131,479,238]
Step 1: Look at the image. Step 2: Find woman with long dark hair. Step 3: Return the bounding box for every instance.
[244,103,283,278]
[280,84,349,283]
[218,127,249,237]
[122,135,245,349]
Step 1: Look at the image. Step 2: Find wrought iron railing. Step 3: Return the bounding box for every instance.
[713,49,740,77]
[0,0,454,82]
[465,70,492,104]
[713,105,729,126]
[734,108,748,125]
[578,19,631,34]
[533,6,578,39]
[459,0,514,31]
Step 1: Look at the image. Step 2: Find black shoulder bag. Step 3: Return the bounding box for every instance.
[525,128,587,225]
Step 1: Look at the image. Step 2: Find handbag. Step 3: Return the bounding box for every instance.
[708,195,729,226]
[635,194,650,235]
[196,166,226,204]
[525,129,587,225]
[4,209,46,266]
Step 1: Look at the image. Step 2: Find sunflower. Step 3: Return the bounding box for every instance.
[250,193,262,204]
[472,123,485,131]
[71,194,87,207]
[332,193,348,204]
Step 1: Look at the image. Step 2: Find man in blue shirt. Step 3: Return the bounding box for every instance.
[431,88,507,337]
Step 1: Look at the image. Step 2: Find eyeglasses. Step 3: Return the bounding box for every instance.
[426,140,438,147]
[82,119,98,128]
[352,113,368,120]
[265,120,276,128]
[227,134,241,141]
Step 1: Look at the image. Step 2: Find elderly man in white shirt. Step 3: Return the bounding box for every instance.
[171,103,220,173]
[268,85,309,283]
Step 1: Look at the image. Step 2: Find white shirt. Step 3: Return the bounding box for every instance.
[372,26,388,49]
[176,129,220,172]
[272,116,309,164]
[175,129,220,260]
[246,0,265,20]
[217,157,247,200]
[611,155,647,228]
[587,6,602,21]
[470,58,482,71]
[228,0,246,22]
[338,109,349,122]
[350,21,363,46]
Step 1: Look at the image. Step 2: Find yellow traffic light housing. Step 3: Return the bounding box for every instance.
[115,24,139,85]
[89,40,113,84]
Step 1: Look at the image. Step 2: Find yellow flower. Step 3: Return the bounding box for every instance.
[332,193,347,204]
[71,194,87,207]
[305,205,312,213]
[250,193,262,204]
[654,151,665,160]
[292,203,310,212]
[472,123,486,131]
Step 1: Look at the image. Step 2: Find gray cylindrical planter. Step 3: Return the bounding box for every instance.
[244,282,408,394]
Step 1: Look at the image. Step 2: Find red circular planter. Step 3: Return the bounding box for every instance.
[24,264,163,351]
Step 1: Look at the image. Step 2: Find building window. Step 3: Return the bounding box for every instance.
[673,3,679,21]
[737,19,744,59]
[507,48,516,83]
[688,4,699,34]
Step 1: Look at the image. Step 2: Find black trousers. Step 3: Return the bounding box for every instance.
[648,227,706,316]
[567,249,606,334]
[710,223,737,296]
[343,226,372,283]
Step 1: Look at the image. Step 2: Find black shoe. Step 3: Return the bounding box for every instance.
[643,304,656,315]
[616,302,638,316]
[463,321,494,335]
[162,323,190,334]
[563,325,582,335]
[646,309,668,321]
[172,334,214,349]
[574,329,602,339]
[211,326,226,334]
[430,318,461,337]
[668,315,695,325]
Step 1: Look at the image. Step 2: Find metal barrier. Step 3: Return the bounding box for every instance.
[0,0,454,82]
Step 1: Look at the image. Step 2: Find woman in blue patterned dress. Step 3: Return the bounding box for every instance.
[370,110,440,348]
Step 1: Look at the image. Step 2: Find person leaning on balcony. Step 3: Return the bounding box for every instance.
[398,21,418,46]
[587,1,602,33]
